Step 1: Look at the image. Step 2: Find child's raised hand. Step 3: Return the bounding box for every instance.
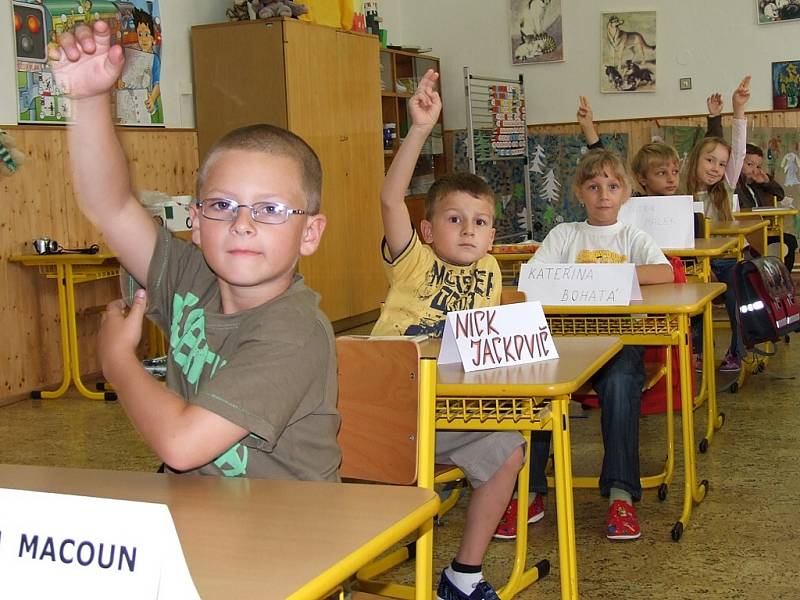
[706,93,723,117]
[408,69,441,131]
[732,76,752,116]
[576,96,594,127]
[49,20,125,100]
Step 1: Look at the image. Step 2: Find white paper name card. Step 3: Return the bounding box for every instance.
[617,195,695,248]
[0,488,200,600]
[439,302,558,372]
[518,263,642,306]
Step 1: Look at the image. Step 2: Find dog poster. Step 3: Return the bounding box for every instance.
[510,0,564,64]
[757,0,800,24]
[601,11,656,93]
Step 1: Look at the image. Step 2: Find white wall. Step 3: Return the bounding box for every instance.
[0,0,227,127]
[388,0,792,130]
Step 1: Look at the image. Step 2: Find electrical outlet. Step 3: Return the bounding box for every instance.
[679,77,692,91]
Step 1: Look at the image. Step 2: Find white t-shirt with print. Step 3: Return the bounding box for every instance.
[531,221,670,266]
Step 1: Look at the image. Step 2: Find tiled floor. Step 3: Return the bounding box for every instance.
[1,331,799,598]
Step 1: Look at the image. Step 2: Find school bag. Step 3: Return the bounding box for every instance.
[732,255,800,348]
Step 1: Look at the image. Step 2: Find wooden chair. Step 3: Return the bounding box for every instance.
[337,336,464,600]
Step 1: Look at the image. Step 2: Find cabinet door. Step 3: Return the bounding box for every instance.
[285,21,385,323]
[284,22,352,321]
[191,21,288,161]
[335,30,386,317]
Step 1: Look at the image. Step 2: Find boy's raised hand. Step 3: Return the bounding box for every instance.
[576,96,594,127]
[706,93,723,117]
[732,76,752,117]
[408,69,441,131]
[49,20,125,99]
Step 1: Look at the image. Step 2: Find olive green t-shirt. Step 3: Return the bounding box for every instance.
[122,228,340,481]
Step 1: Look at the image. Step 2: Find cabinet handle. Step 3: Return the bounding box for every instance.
[340,135,349,142]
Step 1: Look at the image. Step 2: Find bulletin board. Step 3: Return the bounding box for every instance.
[451,131,628,242]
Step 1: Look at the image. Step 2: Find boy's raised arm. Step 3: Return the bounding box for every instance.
[52,21,157,285]
[381,69,441,260]
[577,96,600,147]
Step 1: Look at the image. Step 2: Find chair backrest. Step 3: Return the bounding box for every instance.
[336,337,424,485]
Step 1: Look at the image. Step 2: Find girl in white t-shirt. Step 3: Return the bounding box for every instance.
[521,149,672,542]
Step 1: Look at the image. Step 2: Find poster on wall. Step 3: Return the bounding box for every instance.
[452,130,628,241]
[772,60,800,109]
[600,11,656,93]
[510,0,563,64]
[12,0,164,126]
[757,0,800,24]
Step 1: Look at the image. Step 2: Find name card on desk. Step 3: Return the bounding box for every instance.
[617,195,694,248]
[439,303,558,372]
[0,488,200,600]
[518,263,642,306]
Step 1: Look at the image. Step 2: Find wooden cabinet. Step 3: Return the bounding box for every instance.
[379,48,446,232]
[191,18,386,326]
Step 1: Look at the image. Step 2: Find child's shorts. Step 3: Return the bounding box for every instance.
[435,431,525,488]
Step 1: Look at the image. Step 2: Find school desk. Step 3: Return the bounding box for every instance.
[424,335,624,600]
[733,207,799,257]
[0,463,440,600]
[505,283,726,541]
[9,253,119,401]
[662,237,738,282]
[709,219,768,259]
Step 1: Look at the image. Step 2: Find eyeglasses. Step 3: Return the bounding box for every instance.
[195,198,306,225]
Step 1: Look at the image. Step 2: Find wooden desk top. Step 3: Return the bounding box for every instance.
[502,282,726,315]
[9,253,116,266]
[422,336,623,397]
[709,219,768,235]
[0,464,439,600]
[662,237,737,257]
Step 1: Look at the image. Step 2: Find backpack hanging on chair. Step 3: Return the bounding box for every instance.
[732,255,800,349]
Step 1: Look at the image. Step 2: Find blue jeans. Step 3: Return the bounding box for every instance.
[701,258,743,358]
[529,345,645,501]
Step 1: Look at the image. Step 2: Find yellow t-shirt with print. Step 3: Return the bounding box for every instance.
[372,232,502,337]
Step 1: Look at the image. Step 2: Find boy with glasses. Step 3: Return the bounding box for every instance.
[52,21,340,481]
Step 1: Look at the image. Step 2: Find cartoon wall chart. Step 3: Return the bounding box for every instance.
[510,0,563,64]
[12,0,163,126]
[601,11,656,93]
[772,60,800,109]
[757,0,800,24]
[452,131,628,241]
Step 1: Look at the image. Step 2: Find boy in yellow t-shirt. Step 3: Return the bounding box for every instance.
[372,69,524,600]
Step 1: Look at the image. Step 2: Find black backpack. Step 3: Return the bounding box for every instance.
[732,256,800,348]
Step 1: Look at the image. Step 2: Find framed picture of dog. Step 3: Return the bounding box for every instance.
[757,1,800,24]
[510,0,564,64]
[601,11,656,93]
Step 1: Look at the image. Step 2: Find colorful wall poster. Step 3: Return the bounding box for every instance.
[510,0,564,65]
[601,11,656,93]
[13,0,163,125]
[452,130,628,242]
[772,60,800,109]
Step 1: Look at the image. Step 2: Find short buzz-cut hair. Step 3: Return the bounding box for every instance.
[631,142,680,179]
[745,143,764,158]
[573,148,633,197]
[196,124,323,214]
[424,172,496,222]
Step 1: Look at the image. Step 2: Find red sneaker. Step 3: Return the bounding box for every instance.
[606,499,641,540]
[493,494,545,539]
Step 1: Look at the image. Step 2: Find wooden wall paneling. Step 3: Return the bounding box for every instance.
[336,30,387,317]
[0,126,198,403]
